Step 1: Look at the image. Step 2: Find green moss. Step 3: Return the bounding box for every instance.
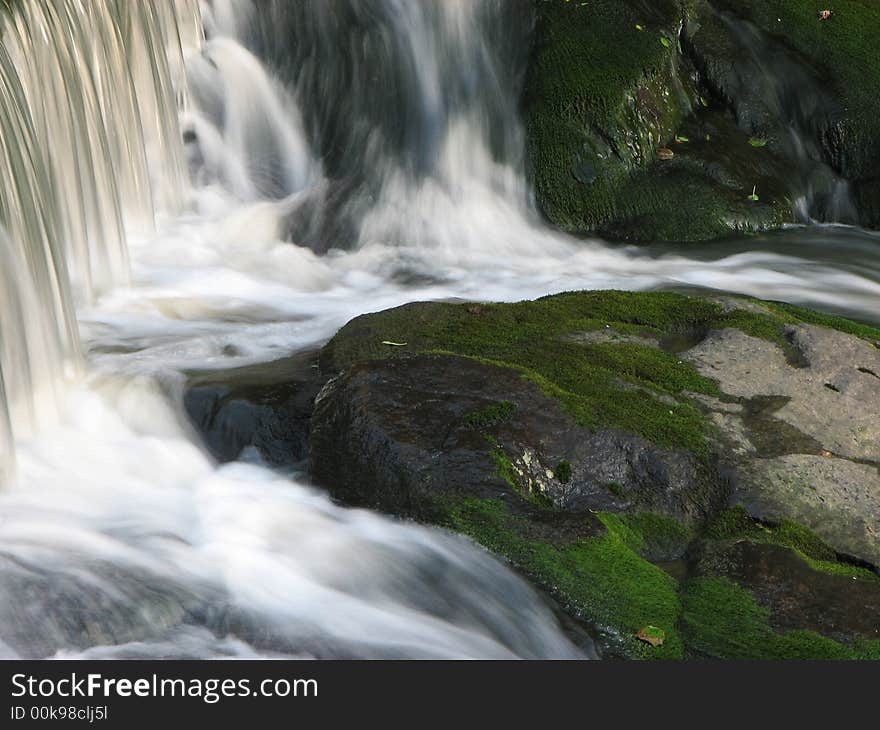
[464,400,517,430]
[599,115,794,241]
[325,291,730,456]
[324,290,880,458]
[768,301,880,343]
[437,497,878,660]
[682,577,880,659]
[555,459,572,484]
[620,512,694,560]
[526,0,694,233]
[442,497,684,659]
[707,507,879,581]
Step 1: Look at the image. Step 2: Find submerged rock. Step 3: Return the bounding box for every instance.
[309,290,880,658]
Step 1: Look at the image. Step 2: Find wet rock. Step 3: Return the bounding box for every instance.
[694,539,880,646]
[184,350,323,467]
[310,353,720,527]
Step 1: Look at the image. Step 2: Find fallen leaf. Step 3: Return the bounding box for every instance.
[657,147,675,161]
[748,137,768,148]
[819,10,834,21]
[637,625,666,647]
[675,135,690,143]
[660,36,672,49]
[381,341,408,347]
[820,450,834,458]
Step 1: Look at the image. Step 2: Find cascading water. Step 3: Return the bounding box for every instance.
[0,0,199,479]
[0,0,588,659]
[706,9,860,224]
[0,0,879,659]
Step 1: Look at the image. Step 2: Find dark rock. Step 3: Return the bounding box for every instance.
[310,353,722,527]
[694,539,880,646]
[184,350,323,467]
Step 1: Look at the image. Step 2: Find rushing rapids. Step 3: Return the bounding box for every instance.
[0,0,878,658]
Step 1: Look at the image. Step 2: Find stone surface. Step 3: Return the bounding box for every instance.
[310,353,721,526]
[683,325,880,462]
[680,323,880,565]
[735,456,880,566]
[694,539,880,646]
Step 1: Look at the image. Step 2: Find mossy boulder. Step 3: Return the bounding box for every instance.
[525,0,880,238]
[309,290,880,658]
[525,0,796,240]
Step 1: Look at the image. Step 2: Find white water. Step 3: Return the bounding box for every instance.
[1,0,879,659]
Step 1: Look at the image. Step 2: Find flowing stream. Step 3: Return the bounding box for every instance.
[0,0,878,659]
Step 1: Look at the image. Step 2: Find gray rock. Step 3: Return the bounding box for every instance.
[684,325,880,462]
[735,455,880,566]
[682,322,880,565]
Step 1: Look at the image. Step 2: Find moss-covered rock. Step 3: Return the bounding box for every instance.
[682,575,880,660]
[309,290,880,658]
[525,0,694,234]
[525,0,880,238]
[682,506,880,658]
[443,498,687,659]
[525,0,797,240]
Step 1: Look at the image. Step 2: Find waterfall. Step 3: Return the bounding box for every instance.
[0,0,201,480]
[0,0,878,662]
[188,0,534,251]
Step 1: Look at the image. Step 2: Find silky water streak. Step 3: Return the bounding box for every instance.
[0,0,200,477]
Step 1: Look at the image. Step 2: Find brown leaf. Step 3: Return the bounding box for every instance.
[657,148,675,161]
[636,625,666,647]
